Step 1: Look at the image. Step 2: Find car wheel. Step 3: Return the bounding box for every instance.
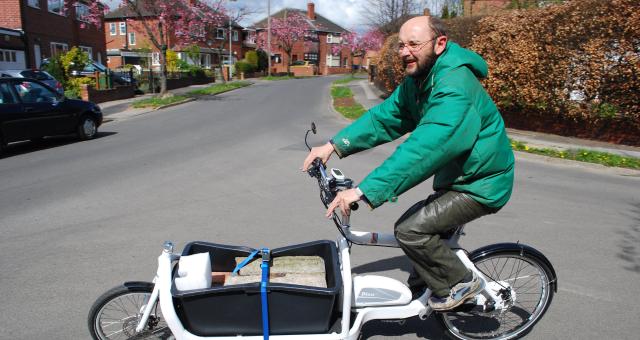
[77,115,98,140]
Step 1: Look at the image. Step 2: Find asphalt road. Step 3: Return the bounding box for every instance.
[1,76,639,339]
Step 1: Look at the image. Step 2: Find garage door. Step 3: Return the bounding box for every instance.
[0,49,26,70]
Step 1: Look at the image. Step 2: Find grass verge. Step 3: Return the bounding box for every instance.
[132,95,191,109]
[510,139,640,169]
[331,76,367,120]
[187,81,251,96]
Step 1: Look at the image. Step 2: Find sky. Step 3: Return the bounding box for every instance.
[102,0,384,32]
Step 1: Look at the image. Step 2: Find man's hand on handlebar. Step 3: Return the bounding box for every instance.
[326,189,361,218]
[302,142,335,171]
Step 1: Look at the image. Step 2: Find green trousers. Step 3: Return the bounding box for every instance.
[394,191,495,297]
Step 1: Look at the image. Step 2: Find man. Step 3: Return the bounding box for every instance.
[302,16,514,311]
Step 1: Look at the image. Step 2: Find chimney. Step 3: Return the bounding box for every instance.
[423,8,431,16]
[307,2,315,20]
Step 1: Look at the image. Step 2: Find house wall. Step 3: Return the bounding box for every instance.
[104,17,245,69]
[0,0,106,69]
[258,30,353,75]
[0,1,22,29]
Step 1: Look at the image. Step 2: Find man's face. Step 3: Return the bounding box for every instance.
[398,23,438,78]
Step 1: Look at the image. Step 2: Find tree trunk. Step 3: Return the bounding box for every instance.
[159,49,168,96]
[218,51,226,83]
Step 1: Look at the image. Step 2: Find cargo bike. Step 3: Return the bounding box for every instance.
[88,124,557,340]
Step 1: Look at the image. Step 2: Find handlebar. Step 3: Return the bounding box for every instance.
[307,158,358,228]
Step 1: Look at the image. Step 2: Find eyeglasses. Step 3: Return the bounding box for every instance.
[397,37,437,53]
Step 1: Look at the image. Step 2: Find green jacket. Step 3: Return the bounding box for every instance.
[332,42,514,209]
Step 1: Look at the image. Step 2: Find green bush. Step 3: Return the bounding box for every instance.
[235,60,255,74]
[60,47,90,75]
[43,55,66,84]
[245,51,258,69]
[64,77,95,99]
[256,49,269,72]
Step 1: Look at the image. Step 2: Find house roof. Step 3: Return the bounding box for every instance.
[253,8,346,34]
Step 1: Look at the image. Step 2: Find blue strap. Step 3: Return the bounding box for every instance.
[231,249,260,276]
[260,248,270,340]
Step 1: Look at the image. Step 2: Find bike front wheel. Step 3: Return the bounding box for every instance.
[88,283,172,340]
[437,249,555,340]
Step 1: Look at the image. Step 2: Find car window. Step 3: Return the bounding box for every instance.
[13,81,57,104]
[19,70,52,80]
[0,83,17,104]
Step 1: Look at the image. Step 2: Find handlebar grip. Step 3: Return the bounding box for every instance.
[350,202,359,211]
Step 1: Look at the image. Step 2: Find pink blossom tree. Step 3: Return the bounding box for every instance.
[57,1,108,29]
[257,12,310,75]
[332,29,385,73]
[118,0,229,95]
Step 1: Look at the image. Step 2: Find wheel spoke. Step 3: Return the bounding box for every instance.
[439,253,553,340]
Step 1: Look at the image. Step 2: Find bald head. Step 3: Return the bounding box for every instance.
[400,16,436,42]
[398,16,448,78]
[400,16,447,41]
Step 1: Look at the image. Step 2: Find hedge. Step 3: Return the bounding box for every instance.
[374,0,640,146]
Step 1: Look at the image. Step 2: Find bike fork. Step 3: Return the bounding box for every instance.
[455,250,504,311]
[135,278,160,333]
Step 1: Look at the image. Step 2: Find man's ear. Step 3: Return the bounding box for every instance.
[434,36,448,56]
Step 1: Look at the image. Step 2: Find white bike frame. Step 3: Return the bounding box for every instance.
[136,219,506,340]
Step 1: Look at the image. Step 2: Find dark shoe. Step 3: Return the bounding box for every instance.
[428,271,482,311]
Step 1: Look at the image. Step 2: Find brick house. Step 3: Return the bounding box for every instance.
[104,3,246,71]
[253,2,353,75]
[0,0,106,69]
[0,27,26,69]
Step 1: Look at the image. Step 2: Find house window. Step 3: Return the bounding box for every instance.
[50,42,68,57]
[109,23,116,35]
[216,28,225,39]
[272,54,281,64]
[79,46,93,59]
[343,57,348,67]
[327,34,341,44]
[119,22,126,35]
[233,31,238,41]
[28,0,40,8]
[75,3,89,21]
[152,52,160,65]
[48,0,65,15]
[326,55,340,67]
[128,32,136,45]
[304,53,318,62]
[0,50,17,62]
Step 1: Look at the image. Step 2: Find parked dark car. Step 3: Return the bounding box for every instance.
[0,78,102,151]
[72,61,136,87]
[0,69,64,95]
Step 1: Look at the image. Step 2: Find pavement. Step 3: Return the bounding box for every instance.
[95,76,640,160]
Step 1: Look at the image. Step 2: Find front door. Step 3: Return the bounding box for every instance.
[34,44,41,69]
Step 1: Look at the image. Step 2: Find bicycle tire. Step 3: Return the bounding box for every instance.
[88,282,172,340]
[437,249,555,340]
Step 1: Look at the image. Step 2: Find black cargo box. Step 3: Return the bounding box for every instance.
[172,240,342,336]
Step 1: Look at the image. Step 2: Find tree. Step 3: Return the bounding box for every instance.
[257,11,310,75]
[361,0,421,35]
[333,29,385,74]
[118,0,228,95]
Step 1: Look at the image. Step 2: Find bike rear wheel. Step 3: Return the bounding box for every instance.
[88,283,172,340]
[437,250,554,340]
